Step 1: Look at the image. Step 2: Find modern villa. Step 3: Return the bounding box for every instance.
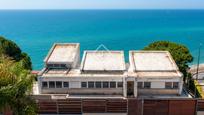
[36,43,183,98]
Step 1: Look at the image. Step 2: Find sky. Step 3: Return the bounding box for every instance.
[0,0,204,9]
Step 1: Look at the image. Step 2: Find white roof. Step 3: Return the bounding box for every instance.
[130,51,178,71]
[81,51,126,72]
[44,43,79,64]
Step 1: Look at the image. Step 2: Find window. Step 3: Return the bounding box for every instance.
[63,82,69,88]
[42,82,48,88]
[117,82,123,88]
[144,82,151,89]
[103,82,109,88]
[110,82,116,88]
[60,64,66,68]
[137,82,143,88]
[95,82,102,88]
[81,82,87,88]
[47,64,54,68]
[49,81,55,88]
[56,81,62,88]
[54,64,60,68]
[165,82,172,89]
[173,82,179,89]
[88,82,94,88]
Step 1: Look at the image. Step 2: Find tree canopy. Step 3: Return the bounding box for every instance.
[0,36,32,70]
[0,36,36,114]
[143,41,193,79]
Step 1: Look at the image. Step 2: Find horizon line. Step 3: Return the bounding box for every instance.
[0,8,204,10]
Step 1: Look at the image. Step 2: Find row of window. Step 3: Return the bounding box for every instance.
[42,81,123,89]
[42,81,69,88]
[42,81,179,89]
[137,82,179,89]
[81,81,123,88]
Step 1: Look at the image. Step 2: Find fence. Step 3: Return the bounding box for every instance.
[35,98,204,115]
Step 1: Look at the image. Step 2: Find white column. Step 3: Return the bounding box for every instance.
[123,77,127,97]
[134,78,137,97]
[179,78,183,95]
[37,76,42,94]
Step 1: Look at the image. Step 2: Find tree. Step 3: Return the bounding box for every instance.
[0,36,36,114]
[143,41,193,80]
[0,36,32,70]
[0,56,37,115]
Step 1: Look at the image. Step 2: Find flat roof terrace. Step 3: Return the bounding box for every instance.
[130,51,179,72]
[129,51,182,77]
[81,51,126,72]
[44,43,79,64]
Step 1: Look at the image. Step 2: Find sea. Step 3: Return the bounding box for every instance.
[0,10,204,70]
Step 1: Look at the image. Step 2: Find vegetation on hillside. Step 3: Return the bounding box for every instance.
[0,36,36,114]
[0,36,32,70]
[144,41,193,81]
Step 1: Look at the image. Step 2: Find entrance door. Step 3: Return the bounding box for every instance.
[127,81,134,97]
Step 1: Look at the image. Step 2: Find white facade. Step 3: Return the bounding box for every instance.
[128,51,183,97]
[36,43,183,98]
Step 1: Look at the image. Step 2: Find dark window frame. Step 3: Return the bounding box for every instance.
[88,82,95,88]
[56,81,62,88]
[95,82,102,88]
[63,82,69,88]
[103,82,109,88]
[81,82,87,88]
[117,82,123,88]
[144,82,151,89]
[42,82,48,88]
[110,82,116,88]
[49,81,55,88]
[173,82,179,89]
[137,82,143,88]
[165,82,172,89]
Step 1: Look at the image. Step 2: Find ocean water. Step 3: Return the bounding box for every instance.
[0,10,204,70]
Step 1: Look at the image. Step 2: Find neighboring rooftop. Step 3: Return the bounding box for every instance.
[130,51,178,72]
[81,51,126,72]
[44,43,79,64]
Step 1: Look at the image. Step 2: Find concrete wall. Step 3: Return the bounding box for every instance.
[197,111,204,115]
[137,77,182,95]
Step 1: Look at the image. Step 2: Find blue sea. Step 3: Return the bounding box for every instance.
[0,10,204,70]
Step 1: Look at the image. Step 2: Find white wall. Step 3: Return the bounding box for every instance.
[70,81,80,88]
[151,81,165,88]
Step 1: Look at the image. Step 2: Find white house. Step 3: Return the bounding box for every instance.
[36,43,183,98]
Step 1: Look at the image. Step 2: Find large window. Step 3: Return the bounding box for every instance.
[173,82,179,89]
[49,81,55,88]
[144,82,151,89]
[42,82,48,88]
[95,82,102,88]
[63,82,69,88]
[137,82,143,88]
[56,81,62,88]
[81,82,87,88]
[88,82,94,88]
[110,82,116,88]
[103,82,109,88]
[165,82,172,89]
[117,82,123,88]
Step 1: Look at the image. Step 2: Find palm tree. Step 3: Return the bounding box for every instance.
[0,56,37,115]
